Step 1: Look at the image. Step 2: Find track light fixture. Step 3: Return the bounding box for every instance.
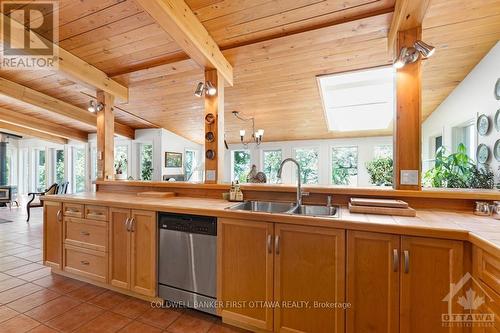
[87,100,104,113]
[393,40,435,69]
[194,81,217,97]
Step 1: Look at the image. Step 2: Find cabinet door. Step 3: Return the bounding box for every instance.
[274,224,345,333]
[346,231,400,333]
[217,218,274,332]
[401,236,464,333]
[109,208,131,289]
[44,201,63,269]
[130,210,157,296]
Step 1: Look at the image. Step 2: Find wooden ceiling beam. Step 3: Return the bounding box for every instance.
[0,107,88,142]
[0,13,129,102]
[0,77,134,139]
[388,0,432,55]
[0,120,67,145]
[134,0,233,85]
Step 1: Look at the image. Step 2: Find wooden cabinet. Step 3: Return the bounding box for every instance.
[347,231,400,333]
[400,236,464,333]
[274,224,345,333]
[108,208,156,297]
[218,218,345,333]
[43,201,63,269]
[217,218,274,331]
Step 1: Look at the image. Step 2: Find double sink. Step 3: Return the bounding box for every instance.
[228,200,339,218]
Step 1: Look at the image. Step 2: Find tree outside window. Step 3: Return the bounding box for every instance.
[232,150,251,183]
[55,149,65,183]
[37,150,46,191]
[140,144,153,181]
[263,150,282,183]
[374,145,393,159]
[294,148,319,184]
[366,145,393,186]
[331,147,358,186]
[73,148,86,193]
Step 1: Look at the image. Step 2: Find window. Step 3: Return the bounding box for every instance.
[452,123,475,159]
[55,149,65,183]
[73,147,86,193]
[435,136,443,154]
[184,149,197,181]
[140,144,153,181]
[374,145,393,159]
[263,149,282,184]
[331,147,358,186]
[35,149,46,191]
[90,146,97,181]
[5,148,11,185]
[367,145,393,187]
[231,150,251,183]
[294,148,319,184]
[318,66,394,132]
[114,145,128,176]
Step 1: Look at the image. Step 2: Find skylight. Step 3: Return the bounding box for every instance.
[318,66,395,132]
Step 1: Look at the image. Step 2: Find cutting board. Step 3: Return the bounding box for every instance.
[350,198,409,209]
[137,191,176,198]
[348,203,416,217]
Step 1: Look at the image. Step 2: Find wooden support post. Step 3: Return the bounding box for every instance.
[204,69,225,183]
[96,91,115,181]
[394,27,422,190]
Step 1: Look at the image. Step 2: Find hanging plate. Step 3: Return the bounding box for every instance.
[476,144,490,164]
[494,139,500,162]
[477,114,490,136]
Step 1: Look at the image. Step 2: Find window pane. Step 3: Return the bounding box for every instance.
[366,146,393,187]
[114,145,128,176]
[140,144,153,181]
[294,148,319,184]
[91,147,97,180]
[37,150,46,191]
[263,150,282,184]
[55,149,65,183]
[74,148,85,193]
[374,145,393,159]
[331,147,357,186]
[184,150,196,181]
[5,149,11,184]
[232,150,251,183]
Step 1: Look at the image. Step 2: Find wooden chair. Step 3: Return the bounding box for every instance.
[26,182,68,222]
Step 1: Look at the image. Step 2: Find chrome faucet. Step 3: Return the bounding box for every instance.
[277,158,308,206]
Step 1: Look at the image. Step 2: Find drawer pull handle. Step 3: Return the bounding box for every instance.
[80,231,90,236]
[68,208,79,213]
[393,249,399,272]
[88,211,103,215]
[80,260,90,265]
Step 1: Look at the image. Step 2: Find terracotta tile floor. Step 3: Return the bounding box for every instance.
[0,205,248,333]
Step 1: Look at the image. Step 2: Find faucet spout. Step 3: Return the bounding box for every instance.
[277,158,303,206]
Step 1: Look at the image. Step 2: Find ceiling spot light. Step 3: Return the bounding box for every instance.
[393,40,435,69]
[87,100,104,113]
[194,81,217,97]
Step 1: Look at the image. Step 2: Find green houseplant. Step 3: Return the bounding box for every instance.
[423,143,495,189]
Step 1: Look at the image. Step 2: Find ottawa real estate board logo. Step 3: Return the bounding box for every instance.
[1,0,59,70]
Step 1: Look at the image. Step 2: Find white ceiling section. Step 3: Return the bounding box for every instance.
[318,66,395,132]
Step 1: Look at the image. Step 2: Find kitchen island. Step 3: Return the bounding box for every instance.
[41,192,500,333]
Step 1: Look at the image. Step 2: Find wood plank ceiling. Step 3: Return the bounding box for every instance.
[0,0,498,144]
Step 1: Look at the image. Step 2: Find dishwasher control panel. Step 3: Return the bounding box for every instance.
[158,212,217,236]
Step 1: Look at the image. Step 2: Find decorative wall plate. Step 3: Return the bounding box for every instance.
[494,139,500,162]
[205,131,215,142]
[206,149,216,160]
[495,78,500,100]
[477,114,490,136]
[495,109,500,132]
[476,144,490,164]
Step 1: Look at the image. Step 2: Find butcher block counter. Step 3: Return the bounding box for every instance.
[41,192,500,333]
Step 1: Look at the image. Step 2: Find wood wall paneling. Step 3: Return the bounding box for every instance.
[96,91,115,180]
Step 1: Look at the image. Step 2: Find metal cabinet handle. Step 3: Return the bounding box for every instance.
[56,210,62,222]
[124,218,130,231]
[80,260,90,265]
[404,250,410,273]
[275,235,280,255]
[393,249,399,272]
[267,235,272,254]
[80,231,90,236]
[130,217,135,232]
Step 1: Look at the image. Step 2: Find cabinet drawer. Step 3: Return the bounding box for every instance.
[475,247,500,294]
[63,203,83,218]
[85,205,108,222]
[64,244,107,283]
[64,217,107,252]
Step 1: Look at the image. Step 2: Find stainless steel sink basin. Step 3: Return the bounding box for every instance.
[228,200,295,213]
[288,204,339,218]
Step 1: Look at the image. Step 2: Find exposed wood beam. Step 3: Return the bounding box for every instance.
[0,107,88,142]
[388,0,432,54]
[96,91,115,180]
[134,0,233,86]
[0,13,129,102]
[0,77,134,139]
[0,120,67,145]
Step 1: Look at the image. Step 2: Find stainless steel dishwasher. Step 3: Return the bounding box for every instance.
[158,212,217,315]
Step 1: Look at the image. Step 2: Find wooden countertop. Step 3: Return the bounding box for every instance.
[43,192,500,257]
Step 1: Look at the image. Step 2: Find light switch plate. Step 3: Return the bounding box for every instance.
[206,170,216,181]
[400,170,419,185]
